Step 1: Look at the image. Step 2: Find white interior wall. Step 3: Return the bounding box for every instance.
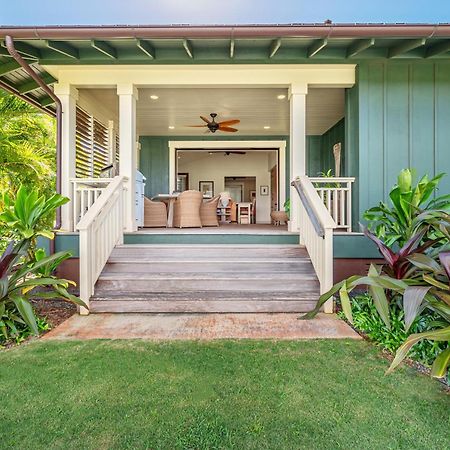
[178,151,273,223]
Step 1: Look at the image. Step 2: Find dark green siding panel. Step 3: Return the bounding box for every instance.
[435,62,450,195]
[333,234,380,259]
[54,234,79,257]
[366,63,385,209]
[306,135,322,176]
[139,137,170,198]
[356,61,450,221]
[345,83,360,230]
[411,64,435,175]
[385,64,410,191]
[319,118,346,176]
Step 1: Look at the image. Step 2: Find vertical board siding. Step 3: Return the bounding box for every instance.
[355,61,450,219]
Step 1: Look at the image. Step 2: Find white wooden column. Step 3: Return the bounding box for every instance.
[54,84,78,231]
[117,84,138,232]
[289,83,307,232]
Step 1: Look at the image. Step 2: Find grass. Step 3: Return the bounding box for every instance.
[0,339,448,450]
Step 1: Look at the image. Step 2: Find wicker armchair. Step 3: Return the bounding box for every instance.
[143,197,167,227]
[200,195,220,227]
[173,190,203,228]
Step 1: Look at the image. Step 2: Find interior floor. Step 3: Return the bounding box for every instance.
[134,223,294,235]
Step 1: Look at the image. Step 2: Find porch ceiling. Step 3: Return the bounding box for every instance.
[81,87,344,136]
[1,23,449,114]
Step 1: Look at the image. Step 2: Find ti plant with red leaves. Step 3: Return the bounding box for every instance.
[303,169,450,379]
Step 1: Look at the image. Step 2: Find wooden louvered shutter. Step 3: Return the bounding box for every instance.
[75,107,93,177]
[75,106,111,178]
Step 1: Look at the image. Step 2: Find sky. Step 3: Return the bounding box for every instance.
[0,0,449,26]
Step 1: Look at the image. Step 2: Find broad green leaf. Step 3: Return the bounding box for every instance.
[423,274,448,291]
[387,326,450,374]
[300,280,346,320]
[431,347,450,378]
[403,286,430,331]
[368,264,391,330]
[11,294,38,335]
[407,253,442,273]
[339,281,353,324]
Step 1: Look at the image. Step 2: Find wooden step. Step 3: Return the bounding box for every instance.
[90,291,319,313]
[91,244,320,314]
[102,260,314,274]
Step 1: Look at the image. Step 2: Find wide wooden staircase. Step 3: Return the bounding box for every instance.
[89,244,320,313]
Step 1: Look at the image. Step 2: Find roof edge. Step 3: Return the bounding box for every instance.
[1,23,450,39]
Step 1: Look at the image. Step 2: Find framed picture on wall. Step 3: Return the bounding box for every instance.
[260,185,269,196]
[199,181,214,198]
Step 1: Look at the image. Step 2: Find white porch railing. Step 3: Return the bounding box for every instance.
[70,178,113,230]
[310,177,355,232]
[76,176,126,314]
[292,176,337,313]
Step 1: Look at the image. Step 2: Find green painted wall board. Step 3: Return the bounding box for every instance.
[351,61,450,222]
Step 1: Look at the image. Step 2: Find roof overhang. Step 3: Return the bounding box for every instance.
[1,23,450,114]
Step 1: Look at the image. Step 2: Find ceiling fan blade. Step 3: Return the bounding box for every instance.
[219,127,238,132]
[187,125,208,127]
[218,119,240,126]
[200,116,211,124]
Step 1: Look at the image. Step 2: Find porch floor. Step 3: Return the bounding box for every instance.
[43,313,360,340]
[132,223,294,235]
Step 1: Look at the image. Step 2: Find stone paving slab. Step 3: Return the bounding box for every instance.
[43,313,360,340]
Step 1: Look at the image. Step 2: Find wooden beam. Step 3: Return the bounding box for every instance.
[1,41,41,59]
[269,38,282,58]
[0,60,20,76]
[230,39,235,58]
[91,40,117,59]
[136,39,155,59]
[183,39,193,58]
[388,38,426,58]
[39,95,55,107]
[46,40,79,59]
[425,40,450,58]
[307,39,327,58]
[347,38,375,58]
[17,72,57,94]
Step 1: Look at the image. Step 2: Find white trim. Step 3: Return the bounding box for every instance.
[168,140,286,212]
[44,64,355,89]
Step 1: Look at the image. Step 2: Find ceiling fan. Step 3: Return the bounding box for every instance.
[188,113,240,133]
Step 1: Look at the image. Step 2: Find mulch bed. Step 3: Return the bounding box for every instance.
[30,298,76,329]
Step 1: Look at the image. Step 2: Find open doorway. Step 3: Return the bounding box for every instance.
[176,148,280,224]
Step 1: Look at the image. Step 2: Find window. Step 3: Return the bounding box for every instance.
[75,106,110,178]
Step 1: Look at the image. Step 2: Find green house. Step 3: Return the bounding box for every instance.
[1,23,449,314]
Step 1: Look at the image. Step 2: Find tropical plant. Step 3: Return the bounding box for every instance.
[303,169,450,378]
[364,169,450,248]
[0,90,55,197]
[0,239,85,340]
[0,185,68,258]
[284,198,290,219]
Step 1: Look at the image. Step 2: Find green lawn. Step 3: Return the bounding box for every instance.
[0,339,448,450]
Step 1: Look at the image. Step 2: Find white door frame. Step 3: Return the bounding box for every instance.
[168,140,287,210]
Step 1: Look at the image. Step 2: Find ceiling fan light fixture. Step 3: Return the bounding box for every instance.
[277,94,286,100]
[263,125,271,129]
[168,125,175,129]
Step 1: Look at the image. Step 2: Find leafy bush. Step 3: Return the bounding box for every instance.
[339,294,446,367]
[304,169,450,378]
[0,186,85,343]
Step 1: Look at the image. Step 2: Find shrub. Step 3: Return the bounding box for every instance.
[304,169,450,378]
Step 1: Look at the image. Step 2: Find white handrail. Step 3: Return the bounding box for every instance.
[292,176,337,313]
[70,178,114,231]
[76,176,126,314]
[309,177,355,232]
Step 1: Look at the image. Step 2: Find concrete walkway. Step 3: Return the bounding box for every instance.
[43,313,360,340]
